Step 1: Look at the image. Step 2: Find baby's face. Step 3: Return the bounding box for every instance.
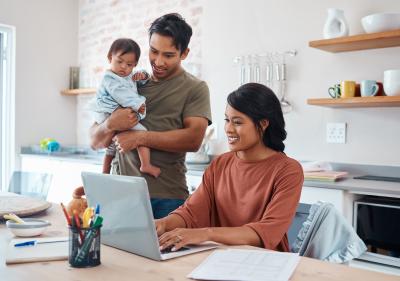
[109,51,137,77]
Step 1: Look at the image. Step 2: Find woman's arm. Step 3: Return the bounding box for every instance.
[158,226,262,250]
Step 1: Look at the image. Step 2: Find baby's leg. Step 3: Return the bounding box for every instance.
[137,146,161,178]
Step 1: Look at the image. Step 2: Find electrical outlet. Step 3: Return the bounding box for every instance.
[326,123,346,144]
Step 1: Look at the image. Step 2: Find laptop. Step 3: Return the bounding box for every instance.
[81,172,217,261]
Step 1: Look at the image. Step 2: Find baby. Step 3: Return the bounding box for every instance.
[92,38,161,178]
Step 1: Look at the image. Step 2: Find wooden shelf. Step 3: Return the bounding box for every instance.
[307,96,400,108]
[61,88,96,95]
[309,29,400,53]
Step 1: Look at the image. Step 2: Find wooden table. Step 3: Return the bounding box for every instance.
[0,204,398,281]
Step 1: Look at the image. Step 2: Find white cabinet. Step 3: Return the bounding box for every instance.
[300,185,360,223]
[20,155,102,203]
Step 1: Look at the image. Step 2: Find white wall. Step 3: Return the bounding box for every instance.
[202,0,400,166]
[0,0,78,153]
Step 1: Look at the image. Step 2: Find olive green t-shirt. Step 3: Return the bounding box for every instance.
[111,70,212,199]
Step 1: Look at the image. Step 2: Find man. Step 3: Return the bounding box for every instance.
[90,13,212,219]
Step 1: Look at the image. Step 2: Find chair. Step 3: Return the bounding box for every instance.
[288,203,311,248]
[8,171,52,200]
[290,201,367,263]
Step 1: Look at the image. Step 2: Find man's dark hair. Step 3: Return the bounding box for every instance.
[107,38,141,61]
[227,83,287,152]
[148,13,193,53]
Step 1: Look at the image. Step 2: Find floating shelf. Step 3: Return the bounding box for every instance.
[61,88,96,95]
[309,29,400,53]
[307,96,400,108]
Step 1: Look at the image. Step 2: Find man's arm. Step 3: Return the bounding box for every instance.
[90,107,139,149]
[113,116,208,153]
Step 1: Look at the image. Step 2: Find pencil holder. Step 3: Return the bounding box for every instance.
[68,224,101,268]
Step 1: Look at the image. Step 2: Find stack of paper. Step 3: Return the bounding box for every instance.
[188,249,300,281]
[303,171,348,182]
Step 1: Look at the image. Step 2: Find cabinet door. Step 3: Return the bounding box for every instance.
[300,185,356,223]
[20,156,102,203]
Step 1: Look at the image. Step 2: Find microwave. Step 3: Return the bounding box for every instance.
[353,196,400,267]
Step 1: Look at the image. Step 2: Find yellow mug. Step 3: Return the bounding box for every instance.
[340,81,356,98]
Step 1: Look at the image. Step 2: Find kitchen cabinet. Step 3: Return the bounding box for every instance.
[308,29,400,108]
[20,155,102,203]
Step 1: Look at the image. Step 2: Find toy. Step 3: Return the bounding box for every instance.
[39,138,60,152]
[67,186,87,218]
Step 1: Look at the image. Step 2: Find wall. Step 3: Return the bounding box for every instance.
[77,0,400,166]
[0,0,78,152]
[201,0,400,166]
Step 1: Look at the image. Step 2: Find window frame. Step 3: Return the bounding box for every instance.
[0,24,16,191]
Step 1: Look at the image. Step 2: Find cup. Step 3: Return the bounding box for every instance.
[340,81,356,98]
[360,80,379,97]
[68,224,101,268]
[328,84,341,98]
[383,69,400,96]
[69,66,80,89]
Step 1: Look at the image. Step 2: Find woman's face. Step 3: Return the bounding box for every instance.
[224,105,266,154]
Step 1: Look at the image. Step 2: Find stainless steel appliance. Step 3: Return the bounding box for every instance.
[353,196,400,267]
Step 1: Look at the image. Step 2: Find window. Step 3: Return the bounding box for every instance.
[0,24,15,191]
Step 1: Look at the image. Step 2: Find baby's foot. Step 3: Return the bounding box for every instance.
[140,164,161,178]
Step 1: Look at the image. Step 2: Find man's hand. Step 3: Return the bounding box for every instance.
[113,130,146,153]
[106,107,139,131]
[132,71,148,81]
[138,104,146,114]
[158,228,209,251]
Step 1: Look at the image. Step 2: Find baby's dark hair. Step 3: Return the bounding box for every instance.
[107,38,141,61]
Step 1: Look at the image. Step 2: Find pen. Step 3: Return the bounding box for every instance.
[14,239,68,247]
[60,203,72,226]
[73,210,85,244]
[95,204,100,215]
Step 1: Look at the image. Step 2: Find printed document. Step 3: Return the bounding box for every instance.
[188,249,300,281]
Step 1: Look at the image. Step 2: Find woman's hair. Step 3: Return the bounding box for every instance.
[148,13,192,53]
[227,83,287,152]
[107,38,141,61]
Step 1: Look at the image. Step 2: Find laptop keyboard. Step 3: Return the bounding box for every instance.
[160,246,190,254]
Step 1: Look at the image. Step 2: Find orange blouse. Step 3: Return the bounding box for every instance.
[172,152,304,251]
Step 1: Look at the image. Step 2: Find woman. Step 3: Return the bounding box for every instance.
[156,83,304,252]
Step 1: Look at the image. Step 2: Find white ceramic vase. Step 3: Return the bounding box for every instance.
[323,8,349,39]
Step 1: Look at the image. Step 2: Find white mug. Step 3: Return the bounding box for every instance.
[384,69,400,96]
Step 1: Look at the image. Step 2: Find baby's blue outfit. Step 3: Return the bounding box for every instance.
[93,70,148,156]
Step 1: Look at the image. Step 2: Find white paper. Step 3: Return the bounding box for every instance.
[188,249,300,281]
[301,161,333,172]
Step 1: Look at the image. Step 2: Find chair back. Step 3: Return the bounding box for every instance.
[288,203,311,249]
[8,171,52,200]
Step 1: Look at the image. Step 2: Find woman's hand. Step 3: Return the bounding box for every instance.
[158,228,210,251]
[113,130,146,153]
[155,219,167,236]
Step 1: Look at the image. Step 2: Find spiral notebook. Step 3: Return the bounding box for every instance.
[6,237,68,264]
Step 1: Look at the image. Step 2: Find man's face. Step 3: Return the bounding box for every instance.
[149,33,189,81]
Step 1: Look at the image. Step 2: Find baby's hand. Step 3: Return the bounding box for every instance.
[138,104,146,114]
[132,71,148,81]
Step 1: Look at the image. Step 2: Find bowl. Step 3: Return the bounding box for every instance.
[361,13,400,33]
[6,218,51,237]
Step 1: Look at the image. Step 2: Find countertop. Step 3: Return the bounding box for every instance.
[20,147,400,197]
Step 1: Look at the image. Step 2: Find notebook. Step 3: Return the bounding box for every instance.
[6,237,68,264]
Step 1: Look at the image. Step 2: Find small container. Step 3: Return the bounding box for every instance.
[68,224,101,268]
[6,218,51,237]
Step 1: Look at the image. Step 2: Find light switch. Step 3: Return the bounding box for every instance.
[326,123,346,144]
